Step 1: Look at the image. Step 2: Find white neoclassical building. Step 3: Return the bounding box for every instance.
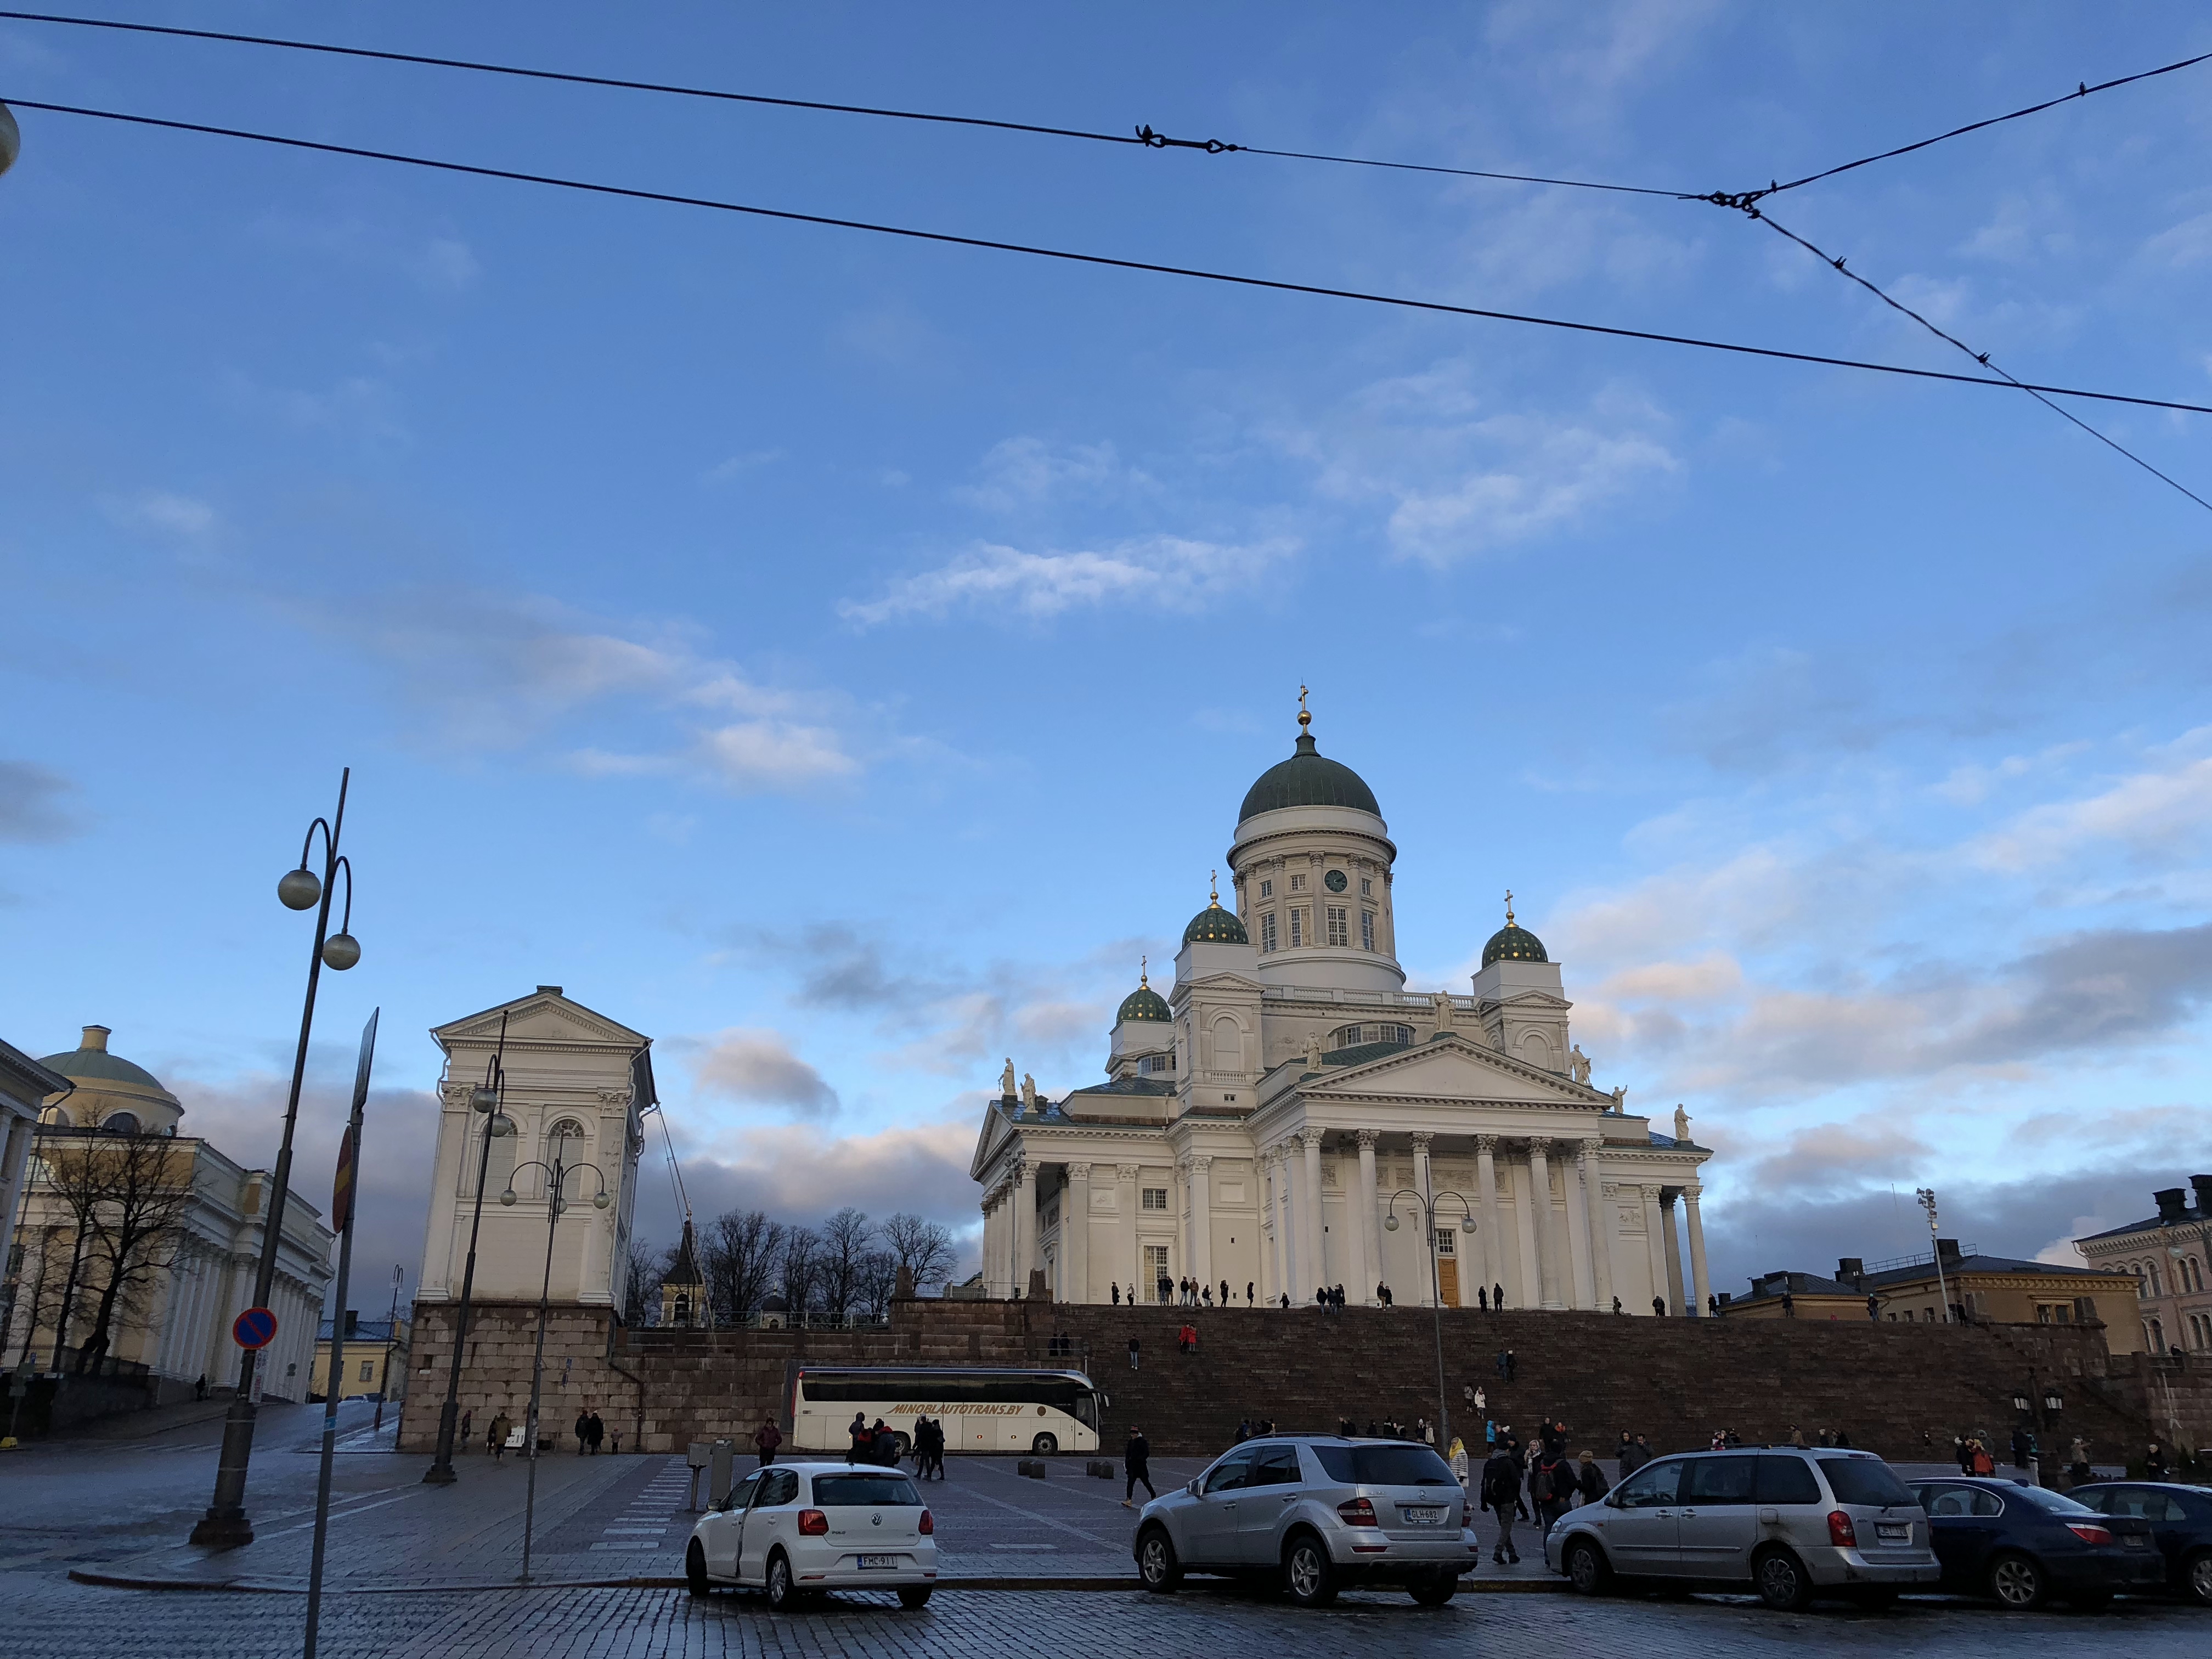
[970,708,1716,1314]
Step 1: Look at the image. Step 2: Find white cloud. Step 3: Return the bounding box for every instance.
[685,1028,839,1118]
[703,448,785,483]
[113,491,218,539]
[953,437,1141,514]
[1970,728,2212,871]
[839,535,1294,625]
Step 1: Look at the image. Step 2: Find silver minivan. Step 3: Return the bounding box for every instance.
[1544,1447,1940,1610]
[1135,1436,1478,1606]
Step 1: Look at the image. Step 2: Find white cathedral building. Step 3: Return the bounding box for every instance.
[970,707,1716,1314]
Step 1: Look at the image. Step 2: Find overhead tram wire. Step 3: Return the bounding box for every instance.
[1737,204,2211,514]
[8,96,2210,424]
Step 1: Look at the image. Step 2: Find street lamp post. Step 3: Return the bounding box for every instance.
[191,770,362,1548]
[500,1149,611,1583]
[1915,1188,1950,1324]
[421,1013,516,1485]
[373,1262,403,1435]
[1381,1188,1479,1454]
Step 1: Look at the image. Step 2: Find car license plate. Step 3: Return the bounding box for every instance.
[857,1554,900,1569]
[1876,1523,1910,1543]
[1403,1507,1444,1525]
[2124,1535,2148,1549]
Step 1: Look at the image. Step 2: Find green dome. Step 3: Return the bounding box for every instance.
[1238,732,1380,822]
[1116,981,1172,1024]
[38,1043,168,1094]
[1182,899,1249,945]
[1481,922,1548,967]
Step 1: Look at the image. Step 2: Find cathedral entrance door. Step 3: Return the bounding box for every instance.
[1436,1259,1460,1307]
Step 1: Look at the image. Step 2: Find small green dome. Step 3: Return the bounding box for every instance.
[1182,899,1249,945]
[1238,731,1380,822]
[1481,919,1548,967]
[1116,981,1172,1024]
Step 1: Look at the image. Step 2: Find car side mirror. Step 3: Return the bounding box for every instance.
[1188,1479,1201,1496]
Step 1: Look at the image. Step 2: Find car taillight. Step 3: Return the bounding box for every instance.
[918,1509,934,1536]
[1338,1498,1378,1526]
[2066,1522,2113,1547]
[1826,1511,1857,1548]
[797,1509,829,1536]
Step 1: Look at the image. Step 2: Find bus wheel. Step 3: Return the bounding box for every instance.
[1031,1432,1058,1455]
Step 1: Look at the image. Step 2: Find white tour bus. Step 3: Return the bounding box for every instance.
[791,1366,1103,1457]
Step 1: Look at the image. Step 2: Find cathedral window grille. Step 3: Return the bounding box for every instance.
[1144,1244,1171,1299]
[1360,877,1373,896]
[1432,1228,1455,1256]
[1259,879,1273,899]
[1329,1022,1413,1049]
[1260,911,1278,953]
[1290,907,1306,947]
[1325,906,1348,946]
[1360,909,1375,951]
[1290,873,1307,891]
[1141,1187,1169,1211]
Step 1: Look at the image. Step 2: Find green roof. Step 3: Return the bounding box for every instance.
[1183,900,1249,945]
[37,1046,171,1094]
[1116,983,1172,1024]
[1481,922,1548,967]
[1238,732,1380,822]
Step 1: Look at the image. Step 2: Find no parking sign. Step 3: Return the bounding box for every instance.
[233,1306,278,1350]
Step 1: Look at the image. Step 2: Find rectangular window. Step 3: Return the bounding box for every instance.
[1259,879,1273,899]
[1290,873,1306,891]
[1360,909,1375,951]
[1289,907,1306,947]
[1144,1244,1171,1299]
[1325,906,1348,946]
[1141,1187,1169,1211]
[359,1360,375,1381]
[1360,877,1373,896]
[1433,1228,1455,1257]
[1260,911,1278,953]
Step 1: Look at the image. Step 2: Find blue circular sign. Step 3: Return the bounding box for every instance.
[233,1306,278,1350]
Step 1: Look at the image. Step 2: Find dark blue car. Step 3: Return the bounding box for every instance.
[2069,1481,2212,1606]
[1907,1478,2163,1610]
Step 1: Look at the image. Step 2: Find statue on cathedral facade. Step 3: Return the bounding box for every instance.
[1000,1058,1017,1099]
[1569,1043,1591,1084]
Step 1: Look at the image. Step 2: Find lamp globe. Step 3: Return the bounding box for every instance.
[1383,1213,1400,1232]
[499,1189,518,1206]
[592,1191,612,1210]
[278,867,322,910]
[0,103,20,179]
[321,932,361,970]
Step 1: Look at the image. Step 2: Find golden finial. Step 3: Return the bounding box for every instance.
[1504,888,1515,926]
[1209,868,1220,905]
[1297,684,1311,730]
[1139,953,1149,988]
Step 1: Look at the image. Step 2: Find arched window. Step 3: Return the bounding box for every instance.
[2149,1318,2166,1353]
[39,1106,71,1128]
[544,1119,588,1198]
[99,1110,140,1136]
[2148,1262,2163,1297]
[1519,1030,1553,1069]
[1210,1015,1244,1074]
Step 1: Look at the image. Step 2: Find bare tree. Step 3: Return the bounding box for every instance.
[701,1209,785,1321]
[624,1238,663,1324]
[778,1225,821,1314]
[37,1130,194,1374]
[856,1248,898,1316]
[817,1207,876,1318]
[879,1213,955,1291]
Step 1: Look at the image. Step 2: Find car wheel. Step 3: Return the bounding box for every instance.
[1282,1533,1338,1607]
[1031,1432,1058,1455]
[1753,1547,1813,1612]
[685,1540,712,1598]
[1565,1538,1612,1597]
[1408,1568,1458,1606]
[896,1587,932,1610]
[764,1550,798,1613]
[2186,1550,2212,1607]
[1987,1551,2047,1610]
[1137,1526,1182,1593]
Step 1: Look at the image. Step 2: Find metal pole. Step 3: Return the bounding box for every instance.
[194,769,349,1548]
[520,1155,563,1584]
[424,1014,508,1485]
[1429,1199,1450,1457]
[304,1009,375,1659]
[374,1265,400,1435]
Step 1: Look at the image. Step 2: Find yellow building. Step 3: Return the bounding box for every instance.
[1717,1268,1866,1321]
[312,1314,410,1401]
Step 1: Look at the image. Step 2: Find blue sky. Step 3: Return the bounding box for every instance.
[4,3,2210,1303]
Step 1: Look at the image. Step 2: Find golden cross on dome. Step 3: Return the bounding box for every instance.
[1297,684,1311,730]
[1139,954,1149,987]
[1504,888,1515,925]
[1210,869,1220,904]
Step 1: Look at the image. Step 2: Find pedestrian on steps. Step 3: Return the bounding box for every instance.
[1221,1279,1230,1306]
[489,1410,511,1460]
[1478,1286,1488,1311]
[1122,1427,1156,1508]
[1493,1283,1505,1310]
[1481,1438,1524,1564]
[754,1414,782,1467]
[575,1409,591,1455]
[1246,1282,1254,1306]
[1575,1449,1610,1506]
[1128,1336,1141,1371]
[586,1410,605,1454]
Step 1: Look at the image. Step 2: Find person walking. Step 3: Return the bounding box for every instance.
[489,1409,512,1461]
[754,1414,782,1467]
[1127,1335,1141,1371]
[459,1408,473,1451]
[2067,1436,2091,1485]
[847,1411,872,1465]
[1246,1282,1255,1306]
[1505,1350,1517,1383]
[1122,1426,1156,1508]
[575,1408,592,1455]
[1481,1437,1525,1564]
[1478,1286,1488,1311]
[1220,1279,1230,1307]
[2146,1441,2169,1479]
[586,1410,605,1454]
[1575,1449,1610,1507]
[1111,1282,1121,1306]
[1493,1283,1505,1310]
[1449,1435,1470,1496]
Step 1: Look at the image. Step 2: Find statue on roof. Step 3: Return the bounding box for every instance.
[1569,1044,1591,1085]
[1000,1058,1017,1099]
[1674,1104,1692,1144]
[1611,1085,1628,1111]
[1020,1073,1037,1111]
[1305,1034,1323,1073]
[1430,991,1454,1031]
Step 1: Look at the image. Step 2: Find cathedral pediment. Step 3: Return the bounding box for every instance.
[1301,1034,1597,1107]
[435,991,647,1049]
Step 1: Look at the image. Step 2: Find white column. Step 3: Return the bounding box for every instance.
[1065,1164,1092,1305]
[1475,1136,1503,1306]
[1341,1146,1369,1307]
[1662,1192,1687,1316]
[1117,1164,1142,1303]
[1301,1132,1327,1294]
[1579,1139,1616,1313]
[1685,1184,1712,1317]
[980,1198,998,1296]
[1009,1163,1031,1298]
[1409,1132,1435,1307]
[1560,1140,1596,1309]
[1355,1131,1381,1305]
[1511,1155,1541,1309]
[1526,1140,1562,1308]
[1640,1184,1668,1313]
[1188,1156,1213,1294]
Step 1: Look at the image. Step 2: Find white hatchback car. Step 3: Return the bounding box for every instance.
[685,1460,938,1611]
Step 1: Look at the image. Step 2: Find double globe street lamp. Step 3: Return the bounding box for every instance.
[501,1148,611,1583]
[191,770,363,1548]
[1383,1188,1479,1457]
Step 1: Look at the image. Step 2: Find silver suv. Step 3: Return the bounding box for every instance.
[1134,1436,1476,1607]
[1544,1446,1939,1610]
